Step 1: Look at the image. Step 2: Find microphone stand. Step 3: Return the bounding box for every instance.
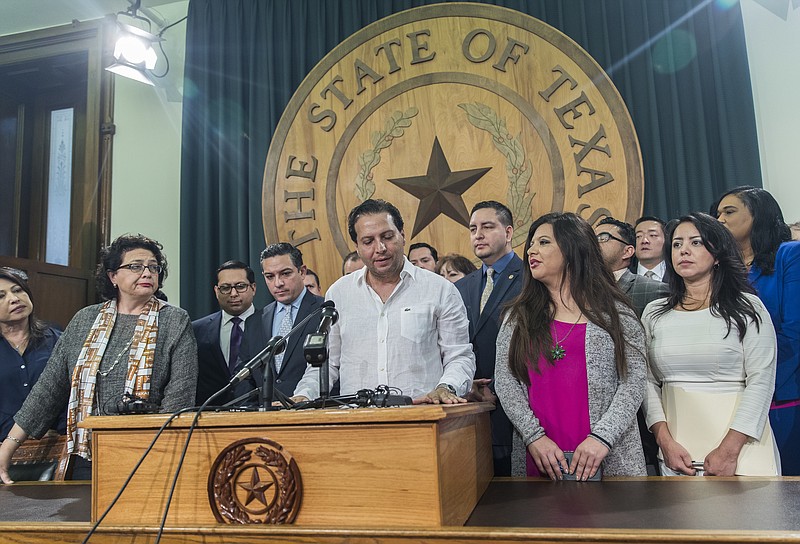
[208,301,334,411]
[259,349,278,411]
[319,337,330,400]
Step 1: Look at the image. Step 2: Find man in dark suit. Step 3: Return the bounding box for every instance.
[193,260,258,405]
[595,217,669,318]
[595,217,668,475]
[235,243,324,403]
[455,201,524,476]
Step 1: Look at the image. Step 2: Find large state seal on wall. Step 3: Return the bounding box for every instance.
[264,2,643,287]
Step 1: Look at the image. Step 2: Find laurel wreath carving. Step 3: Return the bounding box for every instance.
[254,445,299,524]
[459,102,535,247]
[211,443,300,524]
[354,107,419,202]
[213,445,253,524]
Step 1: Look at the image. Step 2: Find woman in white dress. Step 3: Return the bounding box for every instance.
[642,213,779,476]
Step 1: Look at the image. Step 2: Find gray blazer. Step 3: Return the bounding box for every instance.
[495,305,647,476]
[617,269,669,318]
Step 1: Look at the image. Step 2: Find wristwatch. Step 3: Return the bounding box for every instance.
[436,383,456,395]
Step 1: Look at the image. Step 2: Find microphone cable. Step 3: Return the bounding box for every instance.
[152,301,332,540]
[80,404,196,543]
[103,301,335,542]
[152,384,233,543]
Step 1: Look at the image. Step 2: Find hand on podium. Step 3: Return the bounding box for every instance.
[413,385,467,405]
[466,378,496,403]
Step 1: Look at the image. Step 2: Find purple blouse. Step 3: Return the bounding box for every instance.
[526,321,590,477]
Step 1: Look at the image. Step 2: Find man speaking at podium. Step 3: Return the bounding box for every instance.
[293,199,475,403]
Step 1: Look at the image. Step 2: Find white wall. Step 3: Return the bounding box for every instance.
[741,0,800,223]
[110,1,188,304]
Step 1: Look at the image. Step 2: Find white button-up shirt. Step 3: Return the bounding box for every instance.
[637,260,666,282]
[293,258,475,399]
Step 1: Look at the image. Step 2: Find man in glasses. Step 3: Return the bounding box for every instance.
[594,217,668,318]
[193,260,257,405]
[595,216,667,476]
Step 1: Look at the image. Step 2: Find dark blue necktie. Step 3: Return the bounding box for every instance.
[229,316,243,373]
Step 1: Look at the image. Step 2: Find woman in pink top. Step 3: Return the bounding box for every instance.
[495,212,647,480]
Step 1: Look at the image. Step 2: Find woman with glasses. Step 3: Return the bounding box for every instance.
[0,234,197,483]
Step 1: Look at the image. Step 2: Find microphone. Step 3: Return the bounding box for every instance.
[317,303,339,335]
[228,335,285,387]
[219,299,336,402]
[303,303,339,364]
[228,301,335,387]
[303,301,338,399]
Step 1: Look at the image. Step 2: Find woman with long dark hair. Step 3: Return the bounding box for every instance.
[0,268,64,443]
[642,213,778,476]
[495,212,646,480]
[713,186,799,474]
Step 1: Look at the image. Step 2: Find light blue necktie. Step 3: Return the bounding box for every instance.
[273,305,293,374]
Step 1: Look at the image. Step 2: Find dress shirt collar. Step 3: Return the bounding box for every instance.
[355,257,418,287]
[278,287,307,315]
[481,250,515,276]
[222,304,255,325]
[613,268,627,281]
[637,260,666,281]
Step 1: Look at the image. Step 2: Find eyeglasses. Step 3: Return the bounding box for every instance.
[217,282,252,295]
[596,232,632,246]
[117,263,162,275]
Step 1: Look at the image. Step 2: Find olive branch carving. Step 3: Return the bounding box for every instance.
[355,107,419,202]
[214,445,252,524]
[254,445,299,524]
[458,102,535,247]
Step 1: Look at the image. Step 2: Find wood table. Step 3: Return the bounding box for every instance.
[3,477,800,543]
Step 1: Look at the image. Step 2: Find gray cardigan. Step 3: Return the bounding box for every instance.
[495,306,647,476]
[15,303,198,438]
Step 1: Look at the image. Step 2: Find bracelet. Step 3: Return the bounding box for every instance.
[588,432,612,450]
[4,436,22,445]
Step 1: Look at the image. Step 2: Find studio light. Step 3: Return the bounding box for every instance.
[105,2,163,86]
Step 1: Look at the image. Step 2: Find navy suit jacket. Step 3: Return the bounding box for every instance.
[235,292,325,401]
[455,253,524,448]
[193,310,258,406]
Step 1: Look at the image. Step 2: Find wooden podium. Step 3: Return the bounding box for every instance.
[83,403,492,528]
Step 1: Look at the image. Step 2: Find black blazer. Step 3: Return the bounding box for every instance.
[193,310,256,406]
[234,291,325,401]
[455,253,524,450]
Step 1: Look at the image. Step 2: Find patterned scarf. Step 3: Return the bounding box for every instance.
[66,296,163,460]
